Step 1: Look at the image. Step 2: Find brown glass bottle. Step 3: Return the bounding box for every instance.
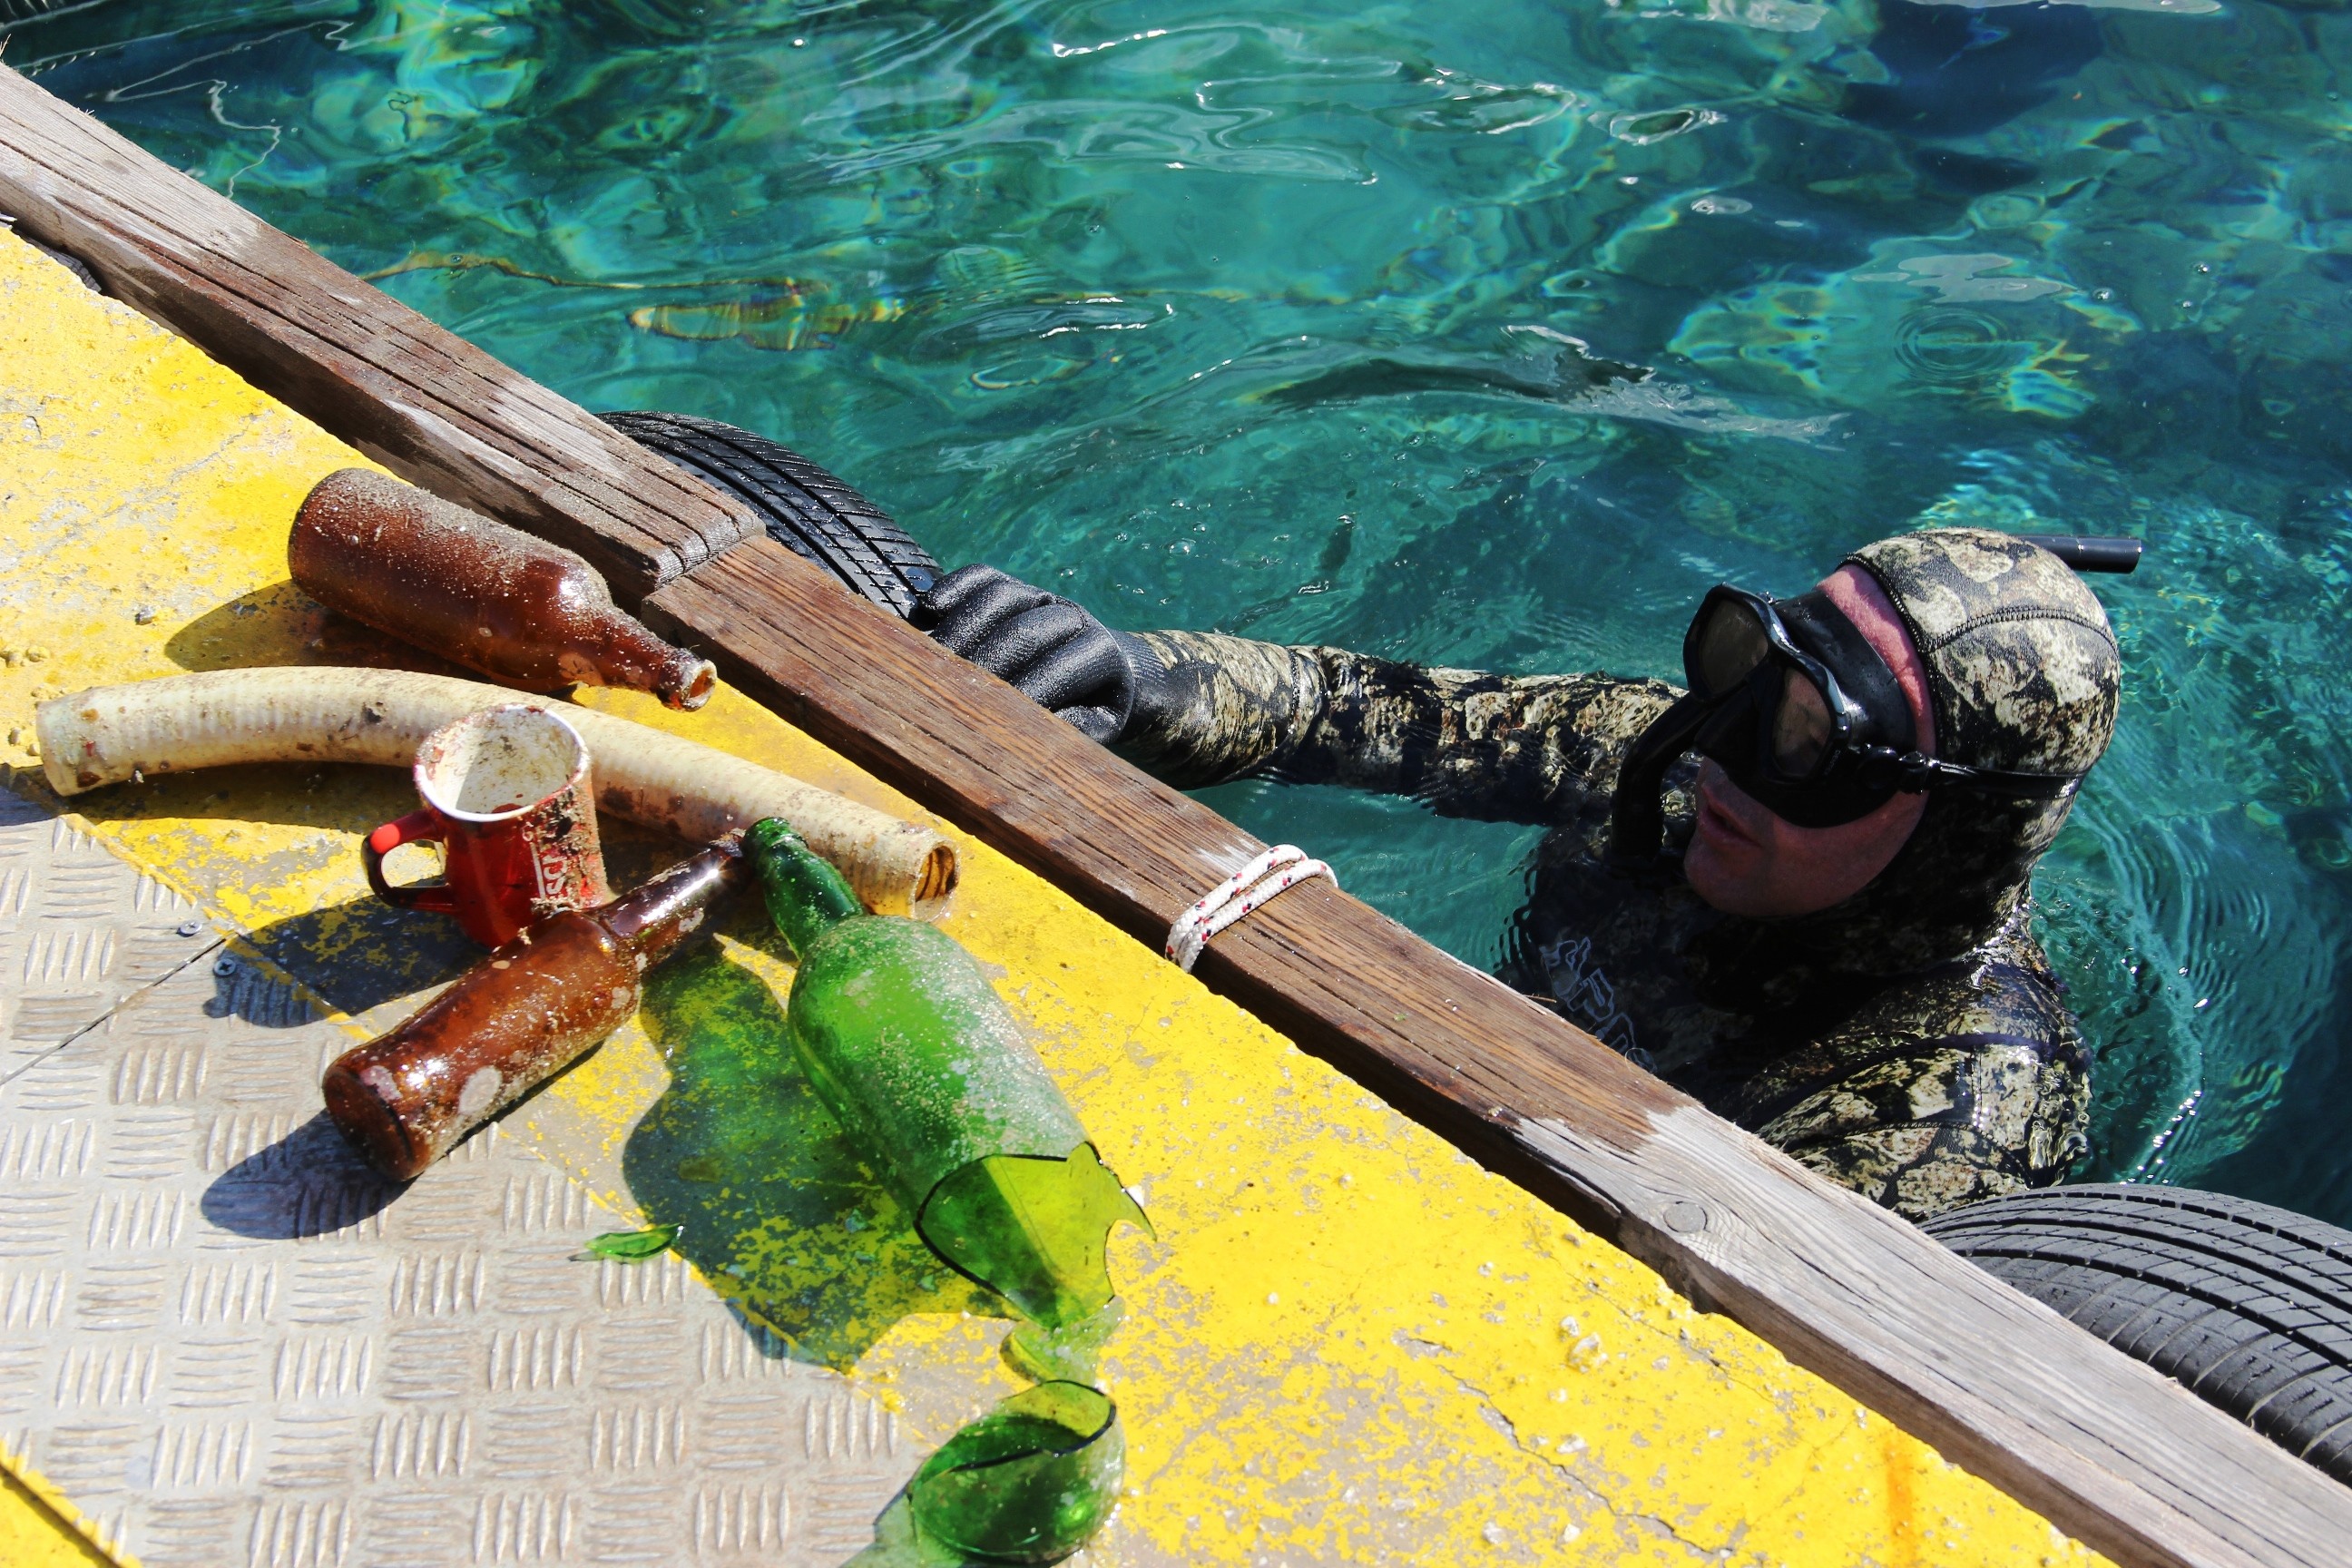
[323,845,743,1180]
[291,468,718,710]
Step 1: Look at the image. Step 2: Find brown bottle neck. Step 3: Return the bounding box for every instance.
[570,609,719,710]
[597,844,746,965]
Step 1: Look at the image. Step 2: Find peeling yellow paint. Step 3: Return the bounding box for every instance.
[0,228,2111,1566]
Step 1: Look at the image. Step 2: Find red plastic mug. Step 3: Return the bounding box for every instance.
[362,704,612,948]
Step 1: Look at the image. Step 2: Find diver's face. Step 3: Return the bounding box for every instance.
[1682,566,1934,919]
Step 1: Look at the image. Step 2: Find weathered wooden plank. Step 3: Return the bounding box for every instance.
[0,64,746,595]
[5,60,2348,1568]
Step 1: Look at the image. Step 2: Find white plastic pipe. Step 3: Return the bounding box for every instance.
[36,667,956,918]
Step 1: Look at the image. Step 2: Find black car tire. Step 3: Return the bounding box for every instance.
[1925,1183,2352,1483]
[602,410,939,617]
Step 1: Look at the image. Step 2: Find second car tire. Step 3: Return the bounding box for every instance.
[1926,1182,2352,1484]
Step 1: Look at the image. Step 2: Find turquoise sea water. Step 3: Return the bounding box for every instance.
[15,0,2352,1219]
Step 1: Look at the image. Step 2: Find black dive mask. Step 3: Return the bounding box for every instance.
[1605,583,2083,863]
[1686,585,1918,828]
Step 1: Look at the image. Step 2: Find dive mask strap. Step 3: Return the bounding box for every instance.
[1856,747,2082,799]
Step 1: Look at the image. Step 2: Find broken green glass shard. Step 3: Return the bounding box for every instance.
[746,819,1149,1328]
[925,1145,1147,1329]
[1004,1297,1125,1386]
[575,1222,681,1262]
[909,1382,1122,1564]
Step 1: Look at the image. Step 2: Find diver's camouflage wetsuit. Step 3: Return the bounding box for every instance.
[1103,532,2120,1221]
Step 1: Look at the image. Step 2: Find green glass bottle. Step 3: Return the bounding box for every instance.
[744,818,1146,1329]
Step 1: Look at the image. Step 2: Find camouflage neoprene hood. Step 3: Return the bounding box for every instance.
[1828,526,2123,970]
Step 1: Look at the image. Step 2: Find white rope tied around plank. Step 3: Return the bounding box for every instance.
[1165,845,1337,973]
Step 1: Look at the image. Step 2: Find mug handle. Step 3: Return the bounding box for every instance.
[363,810,460,914]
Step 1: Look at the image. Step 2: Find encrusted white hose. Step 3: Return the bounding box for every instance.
[36,667,956,918]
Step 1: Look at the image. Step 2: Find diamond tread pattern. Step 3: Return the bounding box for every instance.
[0,788,922,1567]
[603,411,939,617]
[1925,1183,2352,1484]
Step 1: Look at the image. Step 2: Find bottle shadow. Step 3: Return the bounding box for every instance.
[163,581,485,681]
[622,932,999,1375]
[226,895,479,1021]
[201,1112,406,1240]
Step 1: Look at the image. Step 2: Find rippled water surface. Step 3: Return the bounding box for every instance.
[18,0,2352,1219]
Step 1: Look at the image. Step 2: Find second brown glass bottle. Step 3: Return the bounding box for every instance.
[323,845,743,1180]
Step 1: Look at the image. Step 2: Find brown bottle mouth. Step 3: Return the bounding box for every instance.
[669,659,719,711]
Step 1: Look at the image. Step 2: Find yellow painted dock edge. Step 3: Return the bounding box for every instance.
[0,227,2107,1567]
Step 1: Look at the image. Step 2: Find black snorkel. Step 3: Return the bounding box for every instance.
[1604,692,1715,868]
[2016,534,2142,574]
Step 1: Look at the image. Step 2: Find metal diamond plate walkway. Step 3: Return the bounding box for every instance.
[0,786,923,1567]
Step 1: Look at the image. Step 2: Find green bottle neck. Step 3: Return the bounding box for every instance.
[745,818,864,957]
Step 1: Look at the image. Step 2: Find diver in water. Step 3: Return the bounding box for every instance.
[916,529,2121,1222]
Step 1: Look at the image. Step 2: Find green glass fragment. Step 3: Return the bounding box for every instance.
[925,1146,1148,1329]
[575,1223,680,1262]
[745,820,1149,1328]
[909,1383,1122,1564]
[1004,1298,1125,1386]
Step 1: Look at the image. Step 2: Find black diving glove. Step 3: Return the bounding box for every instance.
[915,564,1169,746]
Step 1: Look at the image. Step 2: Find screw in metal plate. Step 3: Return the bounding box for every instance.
[176,919,203,937]
[212,956,240,978]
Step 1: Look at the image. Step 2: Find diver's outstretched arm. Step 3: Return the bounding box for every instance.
[919,565,1676,824]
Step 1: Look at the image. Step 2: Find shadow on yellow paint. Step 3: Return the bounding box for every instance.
[622,916,1000,1372]
[162,578,481,682]
[160,582,319,672]
[22,733,414,835]
[223,891,475,1018]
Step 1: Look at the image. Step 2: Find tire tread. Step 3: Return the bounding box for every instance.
[1926,1184,2352,1481]
[601,410,938,616]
